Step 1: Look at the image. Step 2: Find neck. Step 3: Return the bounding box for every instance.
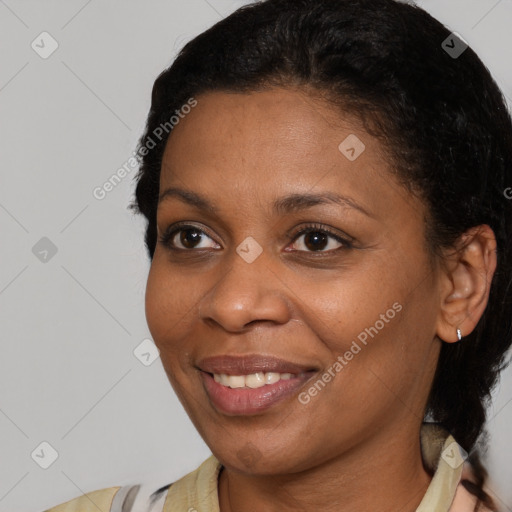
[218,422,432,512]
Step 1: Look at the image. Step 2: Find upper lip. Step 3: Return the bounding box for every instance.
[197,354,317,375]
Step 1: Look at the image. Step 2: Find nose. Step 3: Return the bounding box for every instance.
[198,248,291,332]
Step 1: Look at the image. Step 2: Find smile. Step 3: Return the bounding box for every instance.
[213,371,304,388]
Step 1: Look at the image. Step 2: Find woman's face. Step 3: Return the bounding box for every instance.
[145,87,443,474]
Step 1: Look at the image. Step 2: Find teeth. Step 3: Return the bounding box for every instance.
[213,372,297,388]
[245,372,265,388]
[265,372,280,384]
[228,375,246,388]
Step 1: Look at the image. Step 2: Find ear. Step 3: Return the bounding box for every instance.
[436,224,497,343]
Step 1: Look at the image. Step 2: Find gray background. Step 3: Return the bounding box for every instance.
[0,1,511,511]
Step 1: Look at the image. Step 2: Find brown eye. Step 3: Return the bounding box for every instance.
[290,227,347,253]
[178,228,204,249]
[303,231,329,251]
[159,223,351,254]
[159,225,220,250]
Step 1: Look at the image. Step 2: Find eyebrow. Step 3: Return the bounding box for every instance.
[158,186,372,217]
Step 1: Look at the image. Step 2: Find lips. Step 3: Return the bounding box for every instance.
[197,354,317,415]
[197,354,316,375]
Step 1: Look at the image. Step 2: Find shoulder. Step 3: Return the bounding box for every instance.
[448,464,496,512]
[43,481,165,512]
[450,480,495,512]
[43,486,122,512]
[164,455,222,511]
[41,457,219,512]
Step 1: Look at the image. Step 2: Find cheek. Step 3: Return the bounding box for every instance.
[298,257,436,388]
[145,263,169,342]
[293,265,400,350]
[145,264,193,384]
[145,256,218,384]
[144,258,198,345]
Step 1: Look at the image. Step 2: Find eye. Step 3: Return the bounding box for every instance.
[158,222,352,253]
[159,224,220,250]
[287,224,352,253]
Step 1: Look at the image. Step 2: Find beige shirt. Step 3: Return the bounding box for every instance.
[45,423,494,512]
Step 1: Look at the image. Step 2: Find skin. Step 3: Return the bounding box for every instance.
[145,87,497,512]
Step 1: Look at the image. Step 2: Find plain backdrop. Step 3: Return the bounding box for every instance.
[0,1,511,511]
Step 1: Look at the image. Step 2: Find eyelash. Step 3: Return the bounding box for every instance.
[158,222,353,254]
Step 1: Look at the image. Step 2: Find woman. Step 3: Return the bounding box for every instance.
[45,0,512,510]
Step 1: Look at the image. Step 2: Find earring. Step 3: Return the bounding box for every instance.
[456,328,462,341]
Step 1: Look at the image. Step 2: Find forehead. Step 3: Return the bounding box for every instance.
[164,87,370,154]
[156,87,429,234]
[161,88,387,190]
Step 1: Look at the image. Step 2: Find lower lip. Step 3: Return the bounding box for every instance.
[201,371,314,415]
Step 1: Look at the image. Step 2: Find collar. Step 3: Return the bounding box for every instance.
[164,423,465,512]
